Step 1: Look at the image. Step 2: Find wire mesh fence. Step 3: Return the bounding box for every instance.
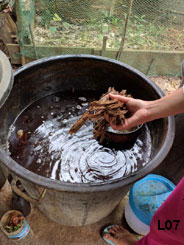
[17,0,184,60]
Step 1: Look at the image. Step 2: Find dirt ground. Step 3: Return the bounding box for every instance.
[150,76,181,94]
[0,75,182,244]
[0,180,142,245]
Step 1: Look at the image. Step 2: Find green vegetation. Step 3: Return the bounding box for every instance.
[33,10,184,51]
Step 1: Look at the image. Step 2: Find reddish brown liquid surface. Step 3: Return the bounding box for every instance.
[8,91,152,183]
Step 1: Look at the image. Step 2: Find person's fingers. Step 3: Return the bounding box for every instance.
[110,122,127,130]
[123,116,142,129]
[109,93,131,104]
[110,107,149,130]
[110,115,143,130]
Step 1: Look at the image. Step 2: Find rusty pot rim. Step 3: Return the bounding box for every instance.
[0,55,175,192]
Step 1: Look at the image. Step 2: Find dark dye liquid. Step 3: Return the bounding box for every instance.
[8,91,152,183]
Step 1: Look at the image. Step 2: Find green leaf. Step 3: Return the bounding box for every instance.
[62,22,71,28]
[53,13,62,22]
[98,34,103,41]
[49,27,57,35]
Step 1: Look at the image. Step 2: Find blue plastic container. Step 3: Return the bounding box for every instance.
[125,174,175,235]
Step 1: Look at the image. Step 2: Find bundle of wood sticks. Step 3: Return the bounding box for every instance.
[69,87,131,143]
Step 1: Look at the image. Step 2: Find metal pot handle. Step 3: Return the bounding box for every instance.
[11,179,47,205]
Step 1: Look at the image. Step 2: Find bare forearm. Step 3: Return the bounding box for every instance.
[108,88,184,130]
[146,88,184,121]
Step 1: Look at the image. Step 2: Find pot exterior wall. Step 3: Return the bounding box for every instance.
[19,177,131,226]
[0,55,175,226]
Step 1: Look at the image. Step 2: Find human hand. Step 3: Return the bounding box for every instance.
[107,93,151,130]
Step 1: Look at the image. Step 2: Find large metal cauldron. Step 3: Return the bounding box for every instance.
[0,55,175,226]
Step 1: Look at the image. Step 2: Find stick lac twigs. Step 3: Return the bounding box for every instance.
[69,87,131,143]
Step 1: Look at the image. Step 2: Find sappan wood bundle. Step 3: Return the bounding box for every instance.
[69,87,131,143]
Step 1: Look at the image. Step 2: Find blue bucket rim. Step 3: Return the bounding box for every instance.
[129,174,176,225]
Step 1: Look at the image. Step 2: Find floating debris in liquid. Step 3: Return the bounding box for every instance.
[78,97,87,102]
[82,103,88,107]
[76,105,82,110]
[17,130,24,139]
[8,91,152,184]
[52,96,60,102]
[36,158,42,164]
